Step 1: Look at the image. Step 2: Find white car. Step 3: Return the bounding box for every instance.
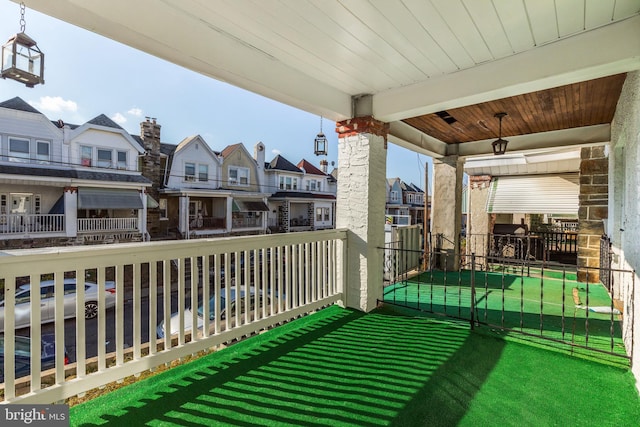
[157,286,265,338]
[0,278,116,332]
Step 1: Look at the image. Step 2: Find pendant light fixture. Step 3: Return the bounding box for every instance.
[314,116,328,156]
[1,2,45,88]
[492,112,508,155]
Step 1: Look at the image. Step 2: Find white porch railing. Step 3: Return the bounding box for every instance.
[0,214,65,235]
[0,229,347,403]
[77,218,138,232]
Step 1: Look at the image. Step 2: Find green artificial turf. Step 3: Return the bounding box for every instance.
[69,305,640,426]
[384,270,626,358]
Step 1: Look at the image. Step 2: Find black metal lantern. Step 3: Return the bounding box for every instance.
[492,112,508,155]
[314,116,328,156]
[1,3,44,88]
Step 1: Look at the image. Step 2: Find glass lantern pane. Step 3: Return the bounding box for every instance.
[1,45,13,71]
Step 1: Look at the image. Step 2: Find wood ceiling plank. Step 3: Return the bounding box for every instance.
[402,74,626,144]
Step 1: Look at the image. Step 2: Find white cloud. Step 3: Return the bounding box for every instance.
[272,149,281,155]
[111,113,127,124]
[128,107,143,117]
[30,96,78,113]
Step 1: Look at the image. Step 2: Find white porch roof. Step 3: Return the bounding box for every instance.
[19,1,640,158]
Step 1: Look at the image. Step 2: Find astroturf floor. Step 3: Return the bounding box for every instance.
[384,269,626,358]
[69,304,640,426]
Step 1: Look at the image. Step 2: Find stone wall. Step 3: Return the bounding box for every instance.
[577,146,608,282]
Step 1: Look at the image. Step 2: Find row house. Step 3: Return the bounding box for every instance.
[141,116,270,239]
[0,97,151,249]
[385,177,427,226]
[265,156,336,233]
[0,100,337,246]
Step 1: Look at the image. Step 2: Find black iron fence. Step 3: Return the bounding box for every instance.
[380,245,633,363]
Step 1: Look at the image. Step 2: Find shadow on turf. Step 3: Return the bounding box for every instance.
[72,307,504,426]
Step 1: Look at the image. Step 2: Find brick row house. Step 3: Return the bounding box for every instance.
[0,97,151,249]
[0,97,337,246]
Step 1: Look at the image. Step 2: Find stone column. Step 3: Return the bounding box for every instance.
[577,146,608,282]
[467,175,492,262]
[432,155,464,270]
[336,116,388,312]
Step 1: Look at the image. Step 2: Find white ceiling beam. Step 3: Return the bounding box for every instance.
[387,121,448,157]
[374,15,640,122]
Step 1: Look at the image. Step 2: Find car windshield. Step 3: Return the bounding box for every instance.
[197,296,225,320]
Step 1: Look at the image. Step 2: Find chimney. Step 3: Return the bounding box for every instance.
[254,141,266,192]
[140,117,162,192]
[320,159,328,173]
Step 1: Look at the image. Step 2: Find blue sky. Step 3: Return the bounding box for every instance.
[0,1,431,191]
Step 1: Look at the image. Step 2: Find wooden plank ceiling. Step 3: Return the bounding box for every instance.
[402,74,627,144]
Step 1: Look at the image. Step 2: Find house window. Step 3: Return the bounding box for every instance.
[185,162,196,182]
[81,146,92,166]
[307,181,317,191]
[198,164,208,182]
[316,207,330,222]
[34,195,41,214]
[9,137,30,162]
[36,141,50,163]
[229,167,249,186]
[390,191,399,202]
[159,198,168,220]
[117,151,127,169]
[97,149,112,168]
[0,194,6,215]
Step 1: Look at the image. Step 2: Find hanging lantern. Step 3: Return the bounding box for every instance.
[491,112,508,155]
[314,116,328,156]
[1,3,44,88]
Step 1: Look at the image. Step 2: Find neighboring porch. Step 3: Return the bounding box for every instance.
[269,195,336,233]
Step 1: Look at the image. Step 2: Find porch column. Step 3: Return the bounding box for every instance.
[226,196,233,233]
[139,189,148,239]
[467,175,493,262]
[178,195,189,237]
[336,116,388,312]
[577,146,608,283]
[432,155,464,270]
[64,187,77,238]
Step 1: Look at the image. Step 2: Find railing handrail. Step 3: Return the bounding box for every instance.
[0,228,348,403]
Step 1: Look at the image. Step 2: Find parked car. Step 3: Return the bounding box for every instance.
[0,278,116,332]
[157,286,266,338]
[0,334,69,383]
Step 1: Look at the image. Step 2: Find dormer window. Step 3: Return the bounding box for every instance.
[229,166,249,186]
[117,151,127,170]
[97,149,112,168]
[185,162,196,182]
[9,137,29,162]
[36,141,50,164]
[80,145,92,166]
